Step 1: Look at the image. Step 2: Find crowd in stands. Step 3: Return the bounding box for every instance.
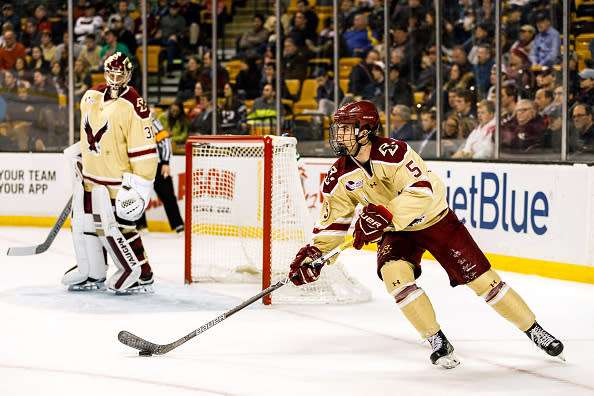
[0,0,593,158]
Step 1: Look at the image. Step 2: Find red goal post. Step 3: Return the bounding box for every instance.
[184,135,370,305]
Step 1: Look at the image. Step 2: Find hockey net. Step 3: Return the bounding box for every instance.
[184,135,371,304]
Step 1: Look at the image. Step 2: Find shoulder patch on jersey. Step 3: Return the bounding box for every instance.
[322,157,358,194]
[371,137,408,164]
[120,87,151,119]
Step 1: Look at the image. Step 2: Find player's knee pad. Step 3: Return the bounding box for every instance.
[467,269,535,331]
[63,183,107,287]
[381,260,439,338]
[91,185,146,291]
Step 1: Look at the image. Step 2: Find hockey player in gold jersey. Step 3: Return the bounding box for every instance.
[289,101,564,368]
[62,52,158,294]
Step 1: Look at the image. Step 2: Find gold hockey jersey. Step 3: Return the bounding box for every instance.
[313,136,449,255]
[79,84,158,198]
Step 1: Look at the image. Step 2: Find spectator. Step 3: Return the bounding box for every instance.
[73,59,92,103]
[506,47,533,97]
[348,49,379,98]
[339,0,359,32]
[534,88,556,119]
[502,99,545,151]
[235,55,262,100]
[473,43,495,99]
[12,57,30,83]
[570,103,594,153]
[40,31,56,64]
[501,83,518,127]
[151,1,186,73]
[178,0,202,50]
[56,32,83,67]
[509,24,536,60]
[441,114,464,157]
[292,0,318,34]
[443,62,475,92]
[390,104,422,141]
[33,5,51,34]
[159,101,189,145]
[27,46,51,75]
[530,11,560,68]
[343,13,378,58]
[77,33,102,72]
[305,16,335,57]
[0,4,21,41]
[100,30,131,67]
[111,15,138,55]
[49,61,66,96]
[417,107,437,157]
[176,56,202,102]
[199,50,229,96]
[248,83,278,127]
[574,68,594,108]
[452,99,495,159]
[314,67,344,116]
[535,66,557,92]
[186,81,204,122]
[31,68,57,98]
[453,87,478,137]
[258,61,291,101]
[74,2,104,44]
[466,23,492,65]
[0,69,17,95]
[189,91,218,135]
[487,64,508,101]
[0,30,26,70]
[286,11,317,50]
[22,18,41,52]
[107,1,135,33]
[415,43,437,94]
[238,14,269,57]
[219,83,248,134]
[363,61,387,111]
[503,5,523,45]
[368,0,385,37]
[392,24,421,84]
[282,37,308,82]
[389,63,413,107]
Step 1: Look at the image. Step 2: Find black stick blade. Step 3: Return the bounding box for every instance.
[118,330,162,355]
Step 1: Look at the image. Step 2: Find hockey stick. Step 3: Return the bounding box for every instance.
[7,195,73,256]
[118,240,354,356]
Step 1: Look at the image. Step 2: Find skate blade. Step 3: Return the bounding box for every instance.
[113,284,154,295]
[434,352,461,369]
[68,282,105,291]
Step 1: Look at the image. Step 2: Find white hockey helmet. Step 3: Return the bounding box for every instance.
[104,52,133,97]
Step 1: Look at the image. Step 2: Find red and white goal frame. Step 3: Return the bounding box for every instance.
[184,135,370,305]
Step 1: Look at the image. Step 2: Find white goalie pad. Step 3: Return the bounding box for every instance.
[92,185,143,291]
[115,173,154,221]
[62,182,107,288]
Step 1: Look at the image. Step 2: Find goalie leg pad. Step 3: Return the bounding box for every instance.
[381,260,440,339]
[467,269,536,331]
[62,182,107,289]
[91,185,146,292]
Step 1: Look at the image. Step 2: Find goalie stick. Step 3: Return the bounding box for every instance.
[118,240,354,356]
[7,195,73,256]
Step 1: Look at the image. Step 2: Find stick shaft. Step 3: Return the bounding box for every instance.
[118,240,353,355]
[7,196,73,256]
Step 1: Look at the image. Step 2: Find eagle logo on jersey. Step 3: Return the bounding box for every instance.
[83,113,110,155]
[324,166,338,186]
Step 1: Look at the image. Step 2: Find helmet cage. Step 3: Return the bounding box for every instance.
[104,52,132,97]
[329,101,379,156]
[330,121,361,156]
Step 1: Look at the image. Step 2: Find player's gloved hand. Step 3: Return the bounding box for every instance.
[353,204,393,250]
[289,244,324,286]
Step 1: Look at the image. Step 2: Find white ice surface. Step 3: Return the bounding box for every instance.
[0,226,593,396]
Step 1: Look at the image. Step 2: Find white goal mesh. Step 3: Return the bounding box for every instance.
[185,136,371,304]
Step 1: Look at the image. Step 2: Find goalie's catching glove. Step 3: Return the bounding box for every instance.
[289,244,324,286]
[353,204,393,250]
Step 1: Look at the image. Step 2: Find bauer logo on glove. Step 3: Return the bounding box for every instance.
[353,204,393,250]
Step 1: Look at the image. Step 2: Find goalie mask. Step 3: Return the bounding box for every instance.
[330,101,380,157]
[104,52,133,98]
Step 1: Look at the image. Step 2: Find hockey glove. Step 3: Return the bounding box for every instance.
[115,173,154,221]
[289,244,324,286]
[353,204,393,250]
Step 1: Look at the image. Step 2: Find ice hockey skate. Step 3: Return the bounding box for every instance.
[114,272,154,295]
[525,321,565,361]
[427,330,460,369]
[67,277,106,291]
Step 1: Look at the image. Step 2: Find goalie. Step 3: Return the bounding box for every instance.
[62,52,158,294]
[289,101,564,368]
